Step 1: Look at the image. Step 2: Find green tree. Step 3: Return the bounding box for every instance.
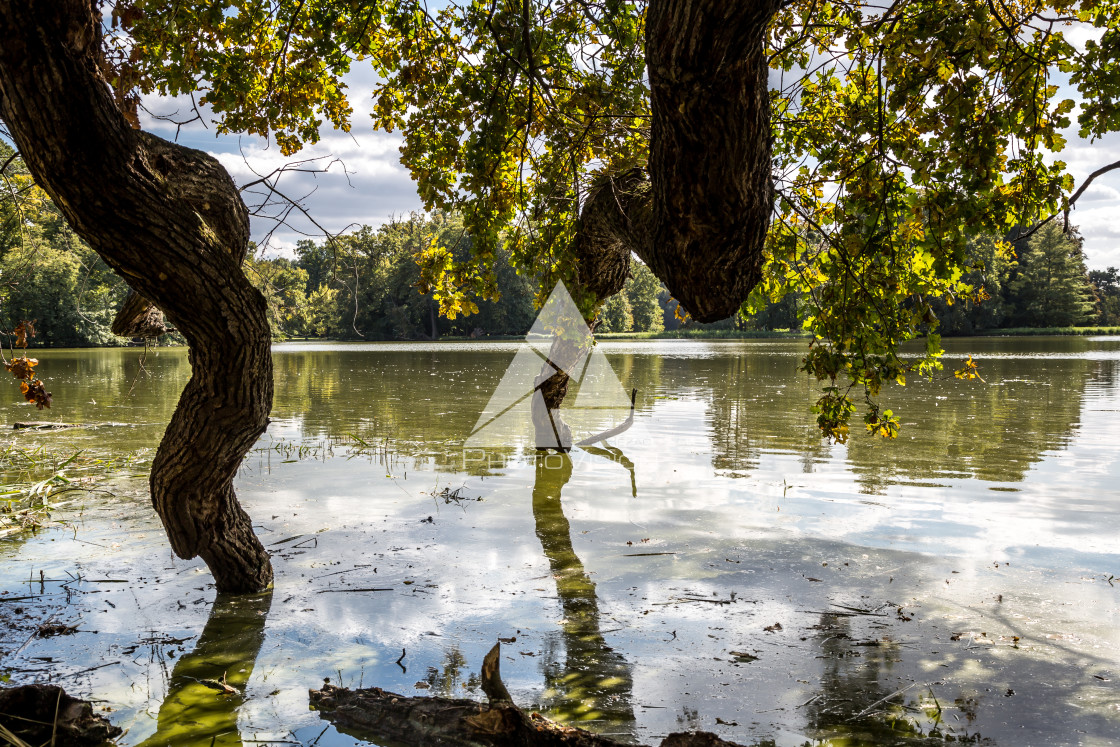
[305,284,341,338]
[294,239,334,293]
[745,294,802,332]
[1007,223,1095,327]
[598,292,633,334]
[286,213,538,341]
[461,251,537,336]
[625,262,664,333]
[1089,267,1120,325]
[245,250,311,339]
[0,204,128,346]
[932,234,1014,335]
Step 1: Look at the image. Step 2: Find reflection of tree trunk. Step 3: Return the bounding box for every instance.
[804,613,915,741]
[531,453,635,732]
[139,591,273,747]
[311,452,742,746]
[0,3,273,592]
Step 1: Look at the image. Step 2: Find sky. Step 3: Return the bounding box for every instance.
[138,66,425,253]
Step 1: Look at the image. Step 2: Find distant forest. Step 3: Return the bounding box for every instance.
[1,201,1117,346]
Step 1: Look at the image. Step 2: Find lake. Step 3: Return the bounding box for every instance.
[1,337,1118,746]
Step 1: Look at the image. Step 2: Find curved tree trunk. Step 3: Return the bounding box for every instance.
[574,0,780,324]
[535,0,780,430]
[0,1,273,592]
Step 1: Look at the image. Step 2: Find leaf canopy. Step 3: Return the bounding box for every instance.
[106,0,1120,438]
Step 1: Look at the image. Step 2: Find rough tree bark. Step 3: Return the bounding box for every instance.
[112,289,170,338]
[0,1,274,592]
[574,0,780,324]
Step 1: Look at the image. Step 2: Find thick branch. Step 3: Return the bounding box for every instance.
[1067,157,1120,213]
[574,0,780,323]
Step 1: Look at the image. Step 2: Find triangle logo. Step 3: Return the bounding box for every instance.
[465,282,635,451]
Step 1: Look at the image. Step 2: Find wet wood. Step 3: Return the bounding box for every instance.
[0,684,122,745]
[12,422,81,430]
[310,644,748,747]
[310,684,744,747]
[479,643,513,704]
[13,421,136,430]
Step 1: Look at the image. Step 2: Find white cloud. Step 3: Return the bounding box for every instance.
[1048,130,1120,269]
[1059,21,1106,54]
[209,129,420,255]
[138,74,424,256]
[1075,183,1120,203]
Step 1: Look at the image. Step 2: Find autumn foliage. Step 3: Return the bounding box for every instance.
[4,321,51,410]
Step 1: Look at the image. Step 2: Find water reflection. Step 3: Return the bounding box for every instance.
[843,354,1093,492]
[420,646,480,696]
[701,352,830,476]
[531,452,635,734]
[5,340,1120,745]
[138,590,272,746]
[801,612,983,745]
[10,340,1106,493]
[580,445,636,497]
[262,340,1104,497]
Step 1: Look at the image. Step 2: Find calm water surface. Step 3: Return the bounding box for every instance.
[1,338,1119,746]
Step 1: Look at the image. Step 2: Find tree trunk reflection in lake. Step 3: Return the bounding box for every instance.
[139,590,272,746]
[580,445,636,497]
[804,612,985,744]
[531,452,636,735]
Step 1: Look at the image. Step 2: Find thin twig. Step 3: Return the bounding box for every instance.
[847,682,919,720]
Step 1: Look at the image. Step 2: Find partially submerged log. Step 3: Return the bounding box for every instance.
[12,421,81,430]
[0,684,122,745]
[310,685,621,747]
[310,644,746,747]
[13,421,135,430]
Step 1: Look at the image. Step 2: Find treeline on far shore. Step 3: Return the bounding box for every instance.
[238,215,1120,341]
[2,198,1118,347]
